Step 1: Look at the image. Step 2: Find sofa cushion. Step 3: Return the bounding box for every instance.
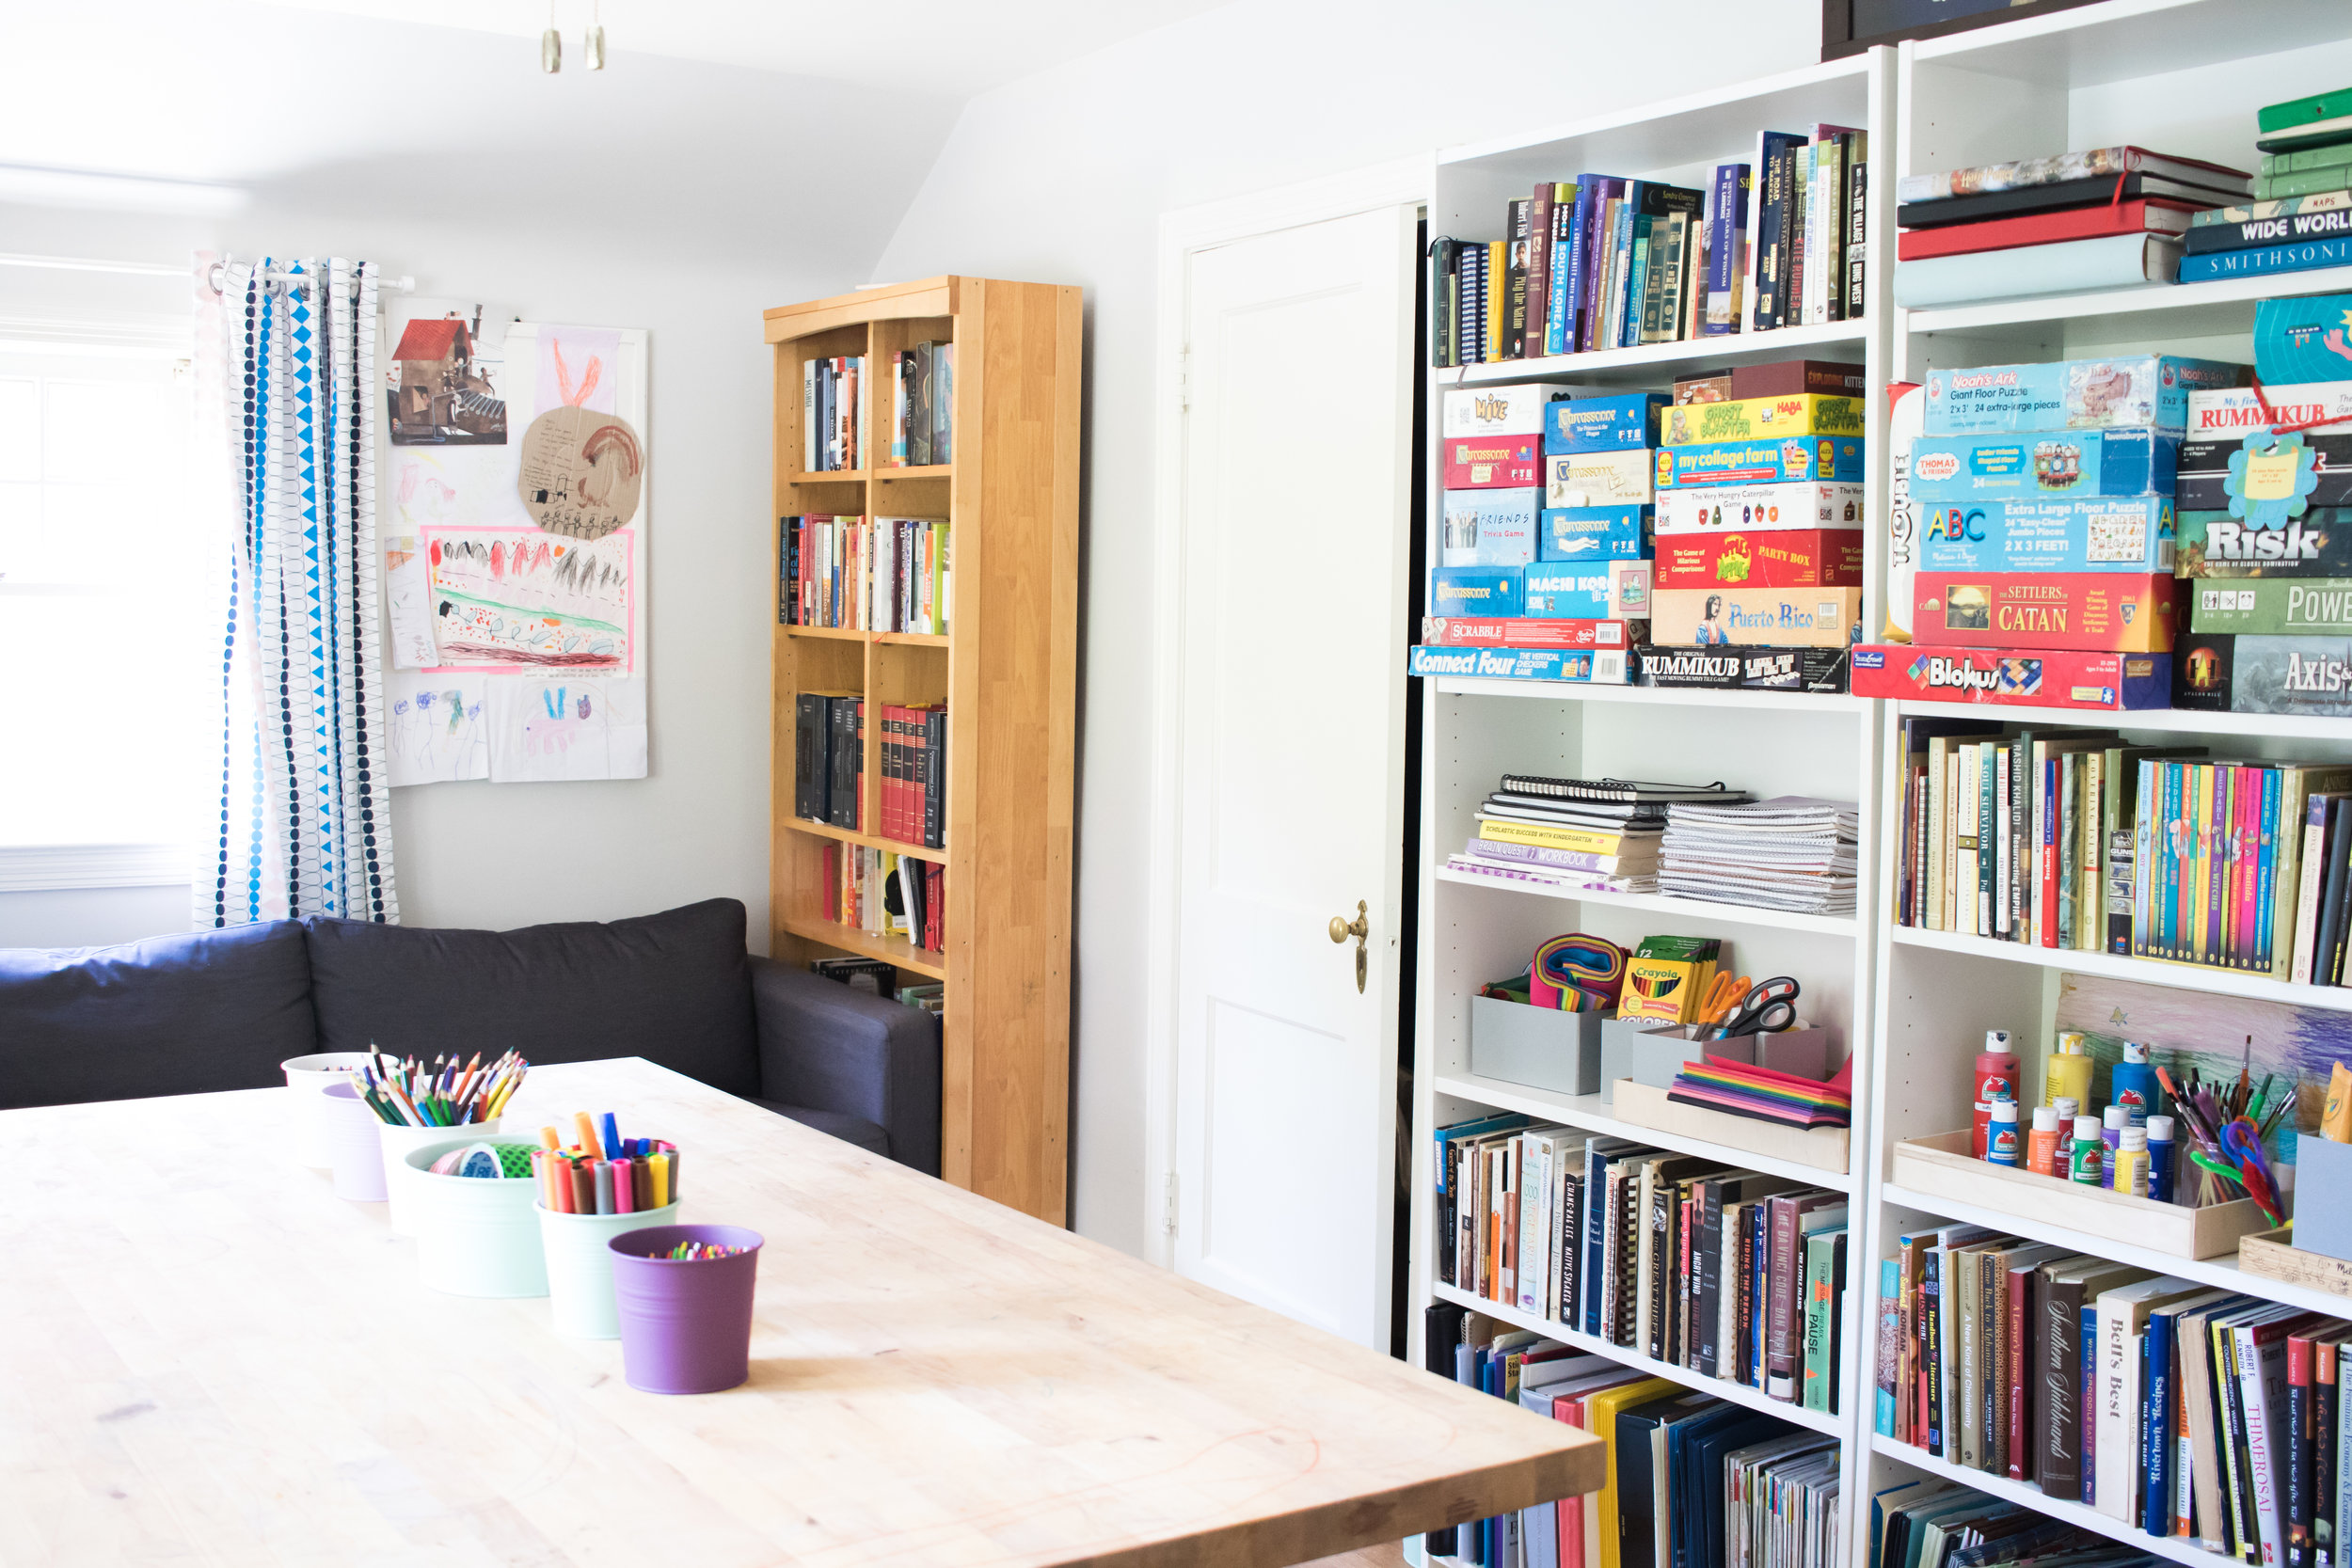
[755,1100,890,1158]
[306,898,761,1100]
[0,921,318,1109]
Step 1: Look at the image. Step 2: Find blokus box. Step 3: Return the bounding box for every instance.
[1653,530,1864,589]
[1909,429,2178,503]
[1661,393,1865,447]
[1419,616,1640,650]
[2188,577,2352,635]
[1539,505,1652,562]
[1922,355,2246,436]
[2176,433,2352,511]
[1429,565,1522,619]
[1406,644,1630,685]
[1655,435,1865,489]
[1850,645,2172,710]
[1657,481,1866,533]
[2172,631,2352,716]
[1440,487,1540,566]
[1914,571,2179,653]
[1441,433,1543,490]
[1634,644,1851,693]
[1546,449,1653,508]
[1647,586,1862,647]
[2177,506,2352,576]
[1544,392,1667,454]
[1523,559,1651,620]
[1918,496,2174,574]
[1440,383,1564,438]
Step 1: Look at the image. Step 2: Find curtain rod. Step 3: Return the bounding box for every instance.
[0,251,417,296]
[203,257,418,297]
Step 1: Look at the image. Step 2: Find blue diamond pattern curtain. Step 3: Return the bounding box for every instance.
[196,257,398,927]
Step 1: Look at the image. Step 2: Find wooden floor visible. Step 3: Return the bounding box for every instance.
[1297,1545,1408,1568]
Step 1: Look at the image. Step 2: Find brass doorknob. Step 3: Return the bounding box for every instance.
[1329,901,1368,993]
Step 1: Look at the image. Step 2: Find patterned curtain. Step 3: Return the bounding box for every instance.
[194,256,398,927]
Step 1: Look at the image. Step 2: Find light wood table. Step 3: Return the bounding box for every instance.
[0,1057,1597,1565]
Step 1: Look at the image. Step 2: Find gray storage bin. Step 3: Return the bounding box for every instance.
[1597,1013,1688,1105]
[1628,1022,1834,1090]
[2296,1133,2352,1262]
[1468,994,1606,1097]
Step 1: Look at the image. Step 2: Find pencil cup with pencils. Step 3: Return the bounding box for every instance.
[405,1140,550,1298]
[537,1201,683,1338]
[608,1225,764,1394]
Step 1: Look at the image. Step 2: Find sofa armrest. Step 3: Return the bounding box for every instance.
[749,957,942,1176]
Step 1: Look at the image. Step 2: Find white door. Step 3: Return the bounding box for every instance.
[1169,203,1418,1347]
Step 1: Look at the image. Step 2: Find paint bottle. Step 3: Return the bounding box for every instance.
[2109,1039,2158,1129]
[2101,1105,2128,1188]
[2045,1031,2094,1110]
[2113,1127,2151,1199]
[2147,1115,2177,1204]
[2071,1114,2106,1186]
[1986,1101,2021,1166]
[2052,1097,2081,1179]
[2027,1105,2061,1178]
[1973,1030,2021,1159]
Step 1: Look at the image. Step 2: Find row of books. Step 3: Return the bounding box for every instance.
[1877,1223,2352,1564]
[887,339,954,467]
[1431,125,1867,367]
[1436,1112,1851,1412]
[791,693,947,849]
[818,843,944,953]
[802,354,868,472]
[1896,716,2352,982]
[779,514,951,635]
[1869,1477,2168,1568]
[2180,84,2352,282]
[1425,1298,1838,1568]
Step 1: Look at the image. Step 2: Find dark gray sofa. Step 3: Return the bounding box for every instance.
[0,897,941,1174]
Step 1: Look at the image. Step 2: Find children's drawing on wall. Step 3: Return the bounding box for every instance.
[384,535,437,668]
[387,671,489,784]
[487,676,646,783]
[420,525,633,672]
[517,324,643,541]
[385,297,519,447]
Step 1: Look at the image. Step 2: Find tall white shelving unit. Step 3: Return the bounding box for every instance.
[1405,4,2352,1565]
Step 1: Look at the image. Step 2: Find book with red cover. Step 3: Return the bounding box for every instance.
[1898,198,2201,261]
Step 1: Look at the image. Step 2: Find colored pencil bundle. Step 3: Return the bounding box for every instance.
[353,1050,526,1128]
[532,1111,679,1215]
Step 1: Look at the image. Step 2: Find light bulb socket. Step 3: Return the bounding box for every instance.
[541,27,562,72]
[584,24,606,70]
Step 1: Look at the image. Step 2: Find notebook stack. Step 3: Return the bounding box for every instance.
[1449,776,1753,897]
[2183,85,2352,282]
[1661,798,1860,914]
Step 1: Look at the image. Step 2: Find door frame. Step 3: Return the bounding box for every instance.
[1142,154,1433,1274]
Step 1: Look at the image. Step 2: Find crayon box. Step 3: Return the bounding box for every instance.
[1653,530,1864,589]
[1655,435,1866,489]
[1917,496,2174,574]
[1913,571,2179,652]
[1849,645,2172,710]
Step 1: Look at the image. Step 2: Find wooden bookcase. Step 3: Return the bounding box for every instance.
[764,276,1082,1225]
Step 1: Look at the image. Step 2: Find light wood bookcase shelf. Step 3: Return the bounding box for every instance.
[764,275,1082,1225]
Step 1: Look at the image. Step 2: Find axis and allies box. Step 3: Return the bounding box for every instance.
[1406,644,1630,685]
[1914,571,2179,652]
[1923,356,2246,436]
[1918,496,2174,574]
[1656,481,1866,533]
[1430,565,1522,619]
[1654,530,1864,589]
[1419,616,1640,650]
[2187,380,2352,437]
[2177,433,2352,511]
[1544,392,1667,454]
[1523,559,1651,620]
[1655,435,1865,489]
[1633,644,1851,693]
[2177,506,2352,575]
[1440,383,1564,438]
[1661,393,1865,447]
[2173,631,2352,716]
[1441,433,1543,490]
[2189,577,2352,635]
[1539,505,1652,562]
[1648,586,1862,647]
[1547,449,1654,508]
[1850,645,2171,710]
[1909,428,2178,503]
[1440,487,1540,566]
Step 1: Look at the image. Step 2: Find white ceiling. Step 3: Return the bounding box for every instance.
[261,0,1229,95]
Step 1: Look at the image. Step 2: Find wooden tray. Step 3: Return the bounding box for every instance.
[1890,1129,2269,1260]
[2239,1225,2352,1299]
[1610,1079,1850,1175]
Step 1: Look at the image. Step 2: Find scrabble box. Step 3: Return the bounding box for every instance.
[1914,571,2179,653]
[1419,616,1640,649]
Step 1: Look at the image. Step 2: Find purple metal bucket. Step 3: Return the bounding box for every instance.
[608,1224,763,1394]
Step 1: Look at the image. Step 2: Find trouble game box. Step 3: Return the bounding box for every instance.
[1914,571,2179,652]
[1654,530,1864,589]
[1849,645,2172,710]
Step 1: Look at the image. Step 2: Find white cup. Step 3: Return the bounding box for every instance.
[323,1081,390,1202]
[281,1052,373,1166]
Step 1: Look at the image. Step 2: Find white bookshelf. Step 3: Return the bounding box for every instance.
[1406,5,2352,1566]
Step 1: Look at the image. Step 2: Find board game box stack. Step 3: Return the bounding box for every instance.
[1853,354,2249,712]
[1892,147,2251,309]
[2182,84,2352,282]
[2174,292,2352,719]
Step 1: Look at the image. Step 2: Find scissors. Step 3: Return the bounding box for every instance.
[2219,1117,2287,1227]
[1712,976,1800,1039]
[1698,973,1750,1027]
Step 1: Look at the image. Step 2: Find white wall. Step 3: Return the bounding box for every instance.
[868,0,1822,1256]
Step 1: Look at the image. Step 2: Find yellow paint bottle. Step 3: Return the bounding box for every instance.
[2044,1030,2094,1110]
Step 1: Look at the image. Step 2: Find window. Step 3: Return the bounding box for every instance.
[0,339,203,886]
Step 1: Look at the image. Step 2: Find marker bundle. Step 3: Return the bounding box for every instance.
[659,1241,747,1261]
[532,1111,679,1215]
[353,1050,526,1128]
